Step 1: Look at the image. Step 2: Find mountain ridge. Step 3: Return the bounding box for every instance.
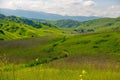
[0,8,99,21]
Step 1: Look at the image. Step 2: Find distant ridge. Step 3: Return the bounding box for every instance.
[0,8,99,21]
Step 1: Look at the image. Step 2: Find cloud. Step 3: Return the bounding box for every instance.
[83,0,96,7]
[93,5,120,17]
[0,0,120,17]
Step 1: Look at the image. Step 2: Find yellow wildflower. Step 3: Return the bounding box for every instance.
[82,70,87,74]
[35,58,39,61]
[79,74,83,77]
[80,78,83,80]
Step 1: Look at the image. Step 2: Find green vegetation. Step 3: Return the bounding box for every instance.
[0,35,67,65]
[1,64,120,80]
[0,14,63,40]
[0,14,58,29]
[52,19,80,28]
[0,31,120,80]
[75,17,120,32]
[0,13,120,80]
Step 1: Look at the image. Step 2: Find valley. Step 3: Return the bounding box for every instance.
[0,13,120,80]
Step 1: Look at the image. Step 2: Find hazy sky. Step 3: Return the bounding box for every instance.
[0,0,120,17]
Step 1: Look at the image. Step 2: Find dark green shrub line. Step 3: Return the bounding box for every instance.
[25,56,61,67]
[2,52,68,70]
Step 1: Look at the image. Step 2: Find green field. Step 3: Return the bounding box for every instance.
[0,31,120,80]
[0,14,120,80]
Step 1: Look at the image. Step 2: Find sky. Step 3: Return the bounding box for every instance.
[0,0,120,17]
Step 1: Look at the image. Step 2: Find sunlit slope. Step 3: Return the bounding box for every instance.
[76,17,120,32]
[0,20,63,40]
[0,31,120,65]
[55,32,120,55]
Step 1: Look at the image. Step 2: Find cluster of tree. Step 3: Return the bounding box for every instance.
[74,29,94,33]
[52,19,80,28]
[0,13,57,29]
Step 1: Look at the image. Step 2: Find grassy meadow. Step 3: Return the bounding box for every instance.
[0,31,120,80]
[0,13,120,80]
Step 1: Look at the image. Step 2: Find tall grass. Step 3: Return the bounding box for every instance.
[1,63,120,80]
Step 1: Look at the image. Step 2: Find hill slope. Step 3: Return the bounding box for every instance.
[75,17,120,32]
[52,19,80,28]
[0,31,120,68]
[0,20,41,40]
[0,14,63,40]
[0,13,57,29]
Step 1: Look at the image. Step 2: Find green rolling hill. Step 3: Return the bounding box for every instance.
[75,17,120,32]
[0,13,58,29]
[0,14,63,40]
[51,19,80,28]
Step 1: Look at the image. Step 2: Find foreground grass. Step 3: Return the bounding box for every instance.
[1,63,120,80]
[1,52,120,80]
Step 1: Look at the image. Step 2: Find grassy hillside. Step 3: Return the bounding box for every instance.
[0,35,67,64]
[0,31,120,80]
[0,14,64,40]
[52,19,80,28]
[0,13,58,29]
[0,20,63,40]
[0,20,39,40]
[75,17,120,32]
[1,31,120,64]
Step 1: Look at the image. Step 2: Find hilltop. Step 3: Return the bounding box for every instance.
[75,17,120,32]
[0,14,62,40]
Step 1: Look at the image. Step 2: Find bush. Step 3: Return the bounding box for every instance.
[93,46,99,48]
[0,30,5,35]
